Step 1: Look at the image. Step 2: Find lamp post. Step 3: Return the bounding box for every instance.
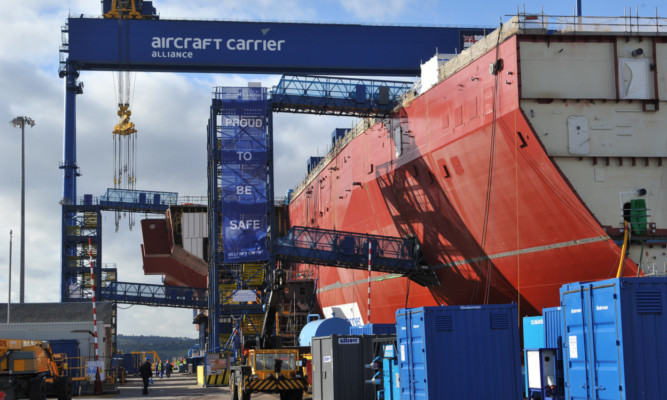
[7,230,12,323]
[10,116,35,304]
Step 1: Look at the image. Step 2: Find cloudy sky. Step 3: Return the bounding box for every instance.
[0,0,662,339]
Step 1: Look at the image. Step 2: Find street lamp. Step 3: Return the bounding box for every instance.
[10,116,35,304]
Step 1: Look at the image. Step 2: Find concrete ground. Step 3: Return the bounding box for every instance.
[75,372,279,400]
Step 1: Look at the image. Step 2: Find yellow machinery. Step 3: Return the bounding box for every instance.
[229,348,307,400]
[130,351,160,365]
[103,0,156,20]
[0,339,73,400]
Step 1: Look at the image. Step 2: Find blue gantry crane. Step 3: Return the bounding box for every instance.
[60,0,486,353]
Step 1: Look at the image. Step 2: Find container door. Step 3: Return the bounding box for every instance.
[396,311,412,400]
[587,283,623,400]
[562,287,591,400]
[311,338,325,400]
[321,339,335,400]
[398,310,426,400]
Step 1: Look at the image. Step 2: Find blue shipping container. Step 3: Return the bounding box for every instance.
[560,277,667,400]
[396,304,522,400]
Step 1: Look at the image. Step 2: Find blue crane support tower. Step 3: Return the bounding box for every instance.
[60,1,486,354]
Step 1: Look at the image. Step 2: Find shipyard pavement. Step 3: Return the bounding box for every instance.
[76,373,280,399]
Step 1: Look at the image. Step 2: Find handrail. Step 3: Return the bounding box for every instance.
[508,11,667,34]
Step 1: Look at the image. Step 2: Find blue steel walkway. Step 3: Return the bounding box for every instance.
[101,282,207,308]
[271,74,414,117]
[274,226,438,286]
[98,188,178,213]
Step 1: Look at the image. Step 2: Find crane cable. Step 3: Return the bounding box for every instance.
[474,21,503,305]
[112,65,138,230]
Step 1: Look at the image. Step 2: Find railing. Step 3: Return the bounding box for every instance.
[101,282,208,308]
[290,116,380,199]
[510,11,667,34]
[285,267,318,281]
[643,262,667,277]
[100,188,178,206]
[272,75,413,104]
[274,226,437,286]
[278,226,414,262]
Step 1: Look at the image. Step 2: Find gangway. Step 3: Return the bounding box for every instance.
[101,281,207,308]
[271,74,414,117]
[99,188,178,213]
[274,226,439,287]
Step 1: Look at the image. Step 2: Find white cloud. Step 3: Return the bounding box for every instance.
[152,0,317,22]
[338,0,412,21]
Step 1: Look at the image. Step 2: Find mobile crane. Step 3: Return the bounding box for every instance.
[229,268,308,400]
[229,348,307,400]
[0,339,73,400]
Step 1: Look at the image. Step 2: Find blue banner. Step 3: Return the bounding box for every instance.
[67,17,489,75]
[222,207,268,262]
[220,87,269,263]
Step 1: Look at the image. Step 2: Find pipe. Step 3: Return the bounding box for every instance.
[616,220,630,278]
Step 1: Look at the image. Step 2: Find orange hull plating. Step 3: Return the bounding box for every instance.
[287,35,637,324]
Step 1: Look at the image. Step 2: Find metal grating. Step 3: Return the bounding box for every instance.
[434,315,453,331]
[490,313,510,329]
[635,290,662,313]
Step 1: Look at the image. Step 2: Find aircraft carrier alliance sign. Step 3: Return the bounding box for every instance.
[66,17,488,75]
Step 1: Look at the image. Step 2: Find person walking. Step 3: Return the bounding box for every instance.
[232,330,242,364]
[166,360,173,378]
[138,357,153,396]
[158,361,164,378]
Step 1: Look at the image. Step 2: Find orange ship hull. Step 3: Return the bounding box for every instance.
[287,33,638,324]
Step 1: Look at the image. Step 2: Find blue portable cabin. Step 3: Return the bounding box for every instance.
[49,339,83,393]
[349,323,396,336]
[523,311,566,400]
[122,353,135,374]
[307,157,324,174]
[522,316,544,397]
[560,277,667,400]
[331,128,348,147]
[380,343,401,400]
[396,304,522,400]
[542,306,564,352]
[541,306,565,399]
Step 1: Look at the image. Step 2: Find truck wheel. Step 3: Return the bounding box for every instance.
[230,376,239,400]
[29,377,46,400]
[292,390,303,400]
[56,377,73,400]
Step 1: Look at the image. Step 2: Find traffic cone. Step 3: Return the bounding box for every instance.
[94,368,103,395]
